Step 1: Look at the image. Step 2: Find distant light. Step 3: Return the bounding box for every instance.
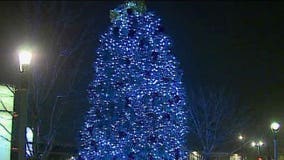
[257,156,264,160]
[192,151,198,156]
[238,135,244,141]
[190,151,201,160]
[67,156,76,160]
[251,140,264,147]
[258,140,264,146]
[19,49,32,72]
[270,122,280,133]
[230,154,241,160]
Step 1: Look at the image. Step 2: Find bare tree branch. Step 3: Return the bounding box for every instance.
[5,84,15,95]
[0,135,10,143]
[187,85,250,159]
[0,122,11,135]
[18,1,97,159]
[0,99,13,116]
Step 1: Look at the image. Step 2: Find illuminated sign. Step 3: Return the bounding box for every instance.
[230,154,241,160]
[0,84,15,160]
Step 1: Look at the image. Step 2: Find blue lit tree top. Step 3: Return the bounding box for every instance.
[78,1,189,159]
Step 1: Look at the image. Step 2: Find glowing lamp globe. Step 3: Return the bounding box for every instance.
[238,135,244,141]
[19,50,32,72]
[271,122,280,133]
[258,140,264,146]
[251,141,256,147]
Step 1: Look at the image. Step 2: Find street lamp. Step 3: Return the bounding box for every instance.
[251,140,264,156]
[238,134,245,160]
[15,49,32,160]
[238,135,244,141]
[230,134,252,158]
[271,122,280,160]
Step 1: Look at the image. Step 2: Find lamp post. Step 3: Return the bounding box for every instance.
[16,49,32,160]
[238,135,245,160]
[230,135,252,157]
[251,140,264,156]
[270,122,280,160]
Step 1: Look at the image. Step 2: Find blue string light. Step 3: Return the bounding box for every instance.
[78,2,189,159]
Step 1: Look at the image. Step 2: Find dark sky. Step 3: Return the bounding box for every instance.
[147,1,284,132]
[0,0,283,153]
[147,1,284,152]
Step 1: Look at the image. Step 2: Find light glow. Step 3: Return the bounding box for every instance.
[251,140,264,147]
[258,140,264,146]
[270,122,280,132]
[19,49,32,72]
[238,135,244,141]
[230,154,241,160]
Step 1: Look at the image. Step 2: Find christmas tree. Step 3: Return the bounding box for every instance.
[78,1,189,159]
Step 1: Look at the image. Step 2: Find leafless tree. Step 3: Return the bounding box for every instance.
[187,85,250,160]
[17,1,96,159]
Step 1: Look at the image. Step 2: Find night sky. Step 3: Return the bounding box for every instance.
[0,0,283,154]
[150,1,284,140]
